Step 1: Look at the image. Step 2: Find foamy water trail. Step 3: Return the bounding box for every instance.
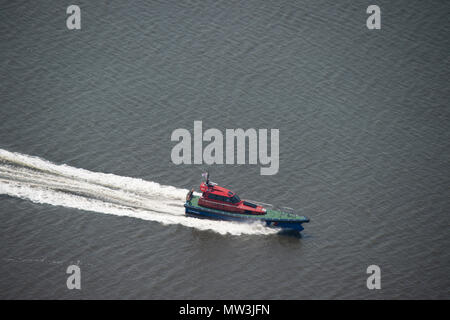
[0,149,277,236]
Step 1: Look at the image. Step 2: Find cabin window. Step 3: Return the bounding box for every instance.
[208,194,237,203]
[243,201,257,208]
[208,194,226,202]
[208,194,217,200]
[230,195,240,204]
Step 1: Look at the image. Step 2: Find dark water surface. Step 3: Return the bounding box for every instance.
[0,0,449,299]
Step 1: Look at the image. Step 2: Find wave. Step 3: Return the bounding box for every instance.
[0,149,277,236]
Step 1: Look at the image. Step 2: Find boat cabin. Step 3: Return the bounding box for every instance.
[198,181,266,215]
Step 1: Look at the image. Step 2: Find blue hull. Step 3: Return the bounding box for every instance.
[185,204,305,232]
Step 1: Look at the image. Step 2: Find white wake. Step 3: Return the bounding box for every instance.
[0,149,277,236]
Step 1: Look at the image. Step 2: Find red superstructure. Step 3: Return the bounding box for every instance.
[198,174,266,215]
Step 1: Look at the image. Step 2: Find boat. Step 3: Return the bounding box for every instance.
[184,173,310,232]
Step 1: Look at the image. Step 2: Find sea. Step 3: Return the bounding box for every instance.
[0,0,449,299]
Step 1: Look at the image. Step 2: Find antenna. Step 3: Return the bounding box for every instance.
[201,172,209,184]
[202,172,217,187]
